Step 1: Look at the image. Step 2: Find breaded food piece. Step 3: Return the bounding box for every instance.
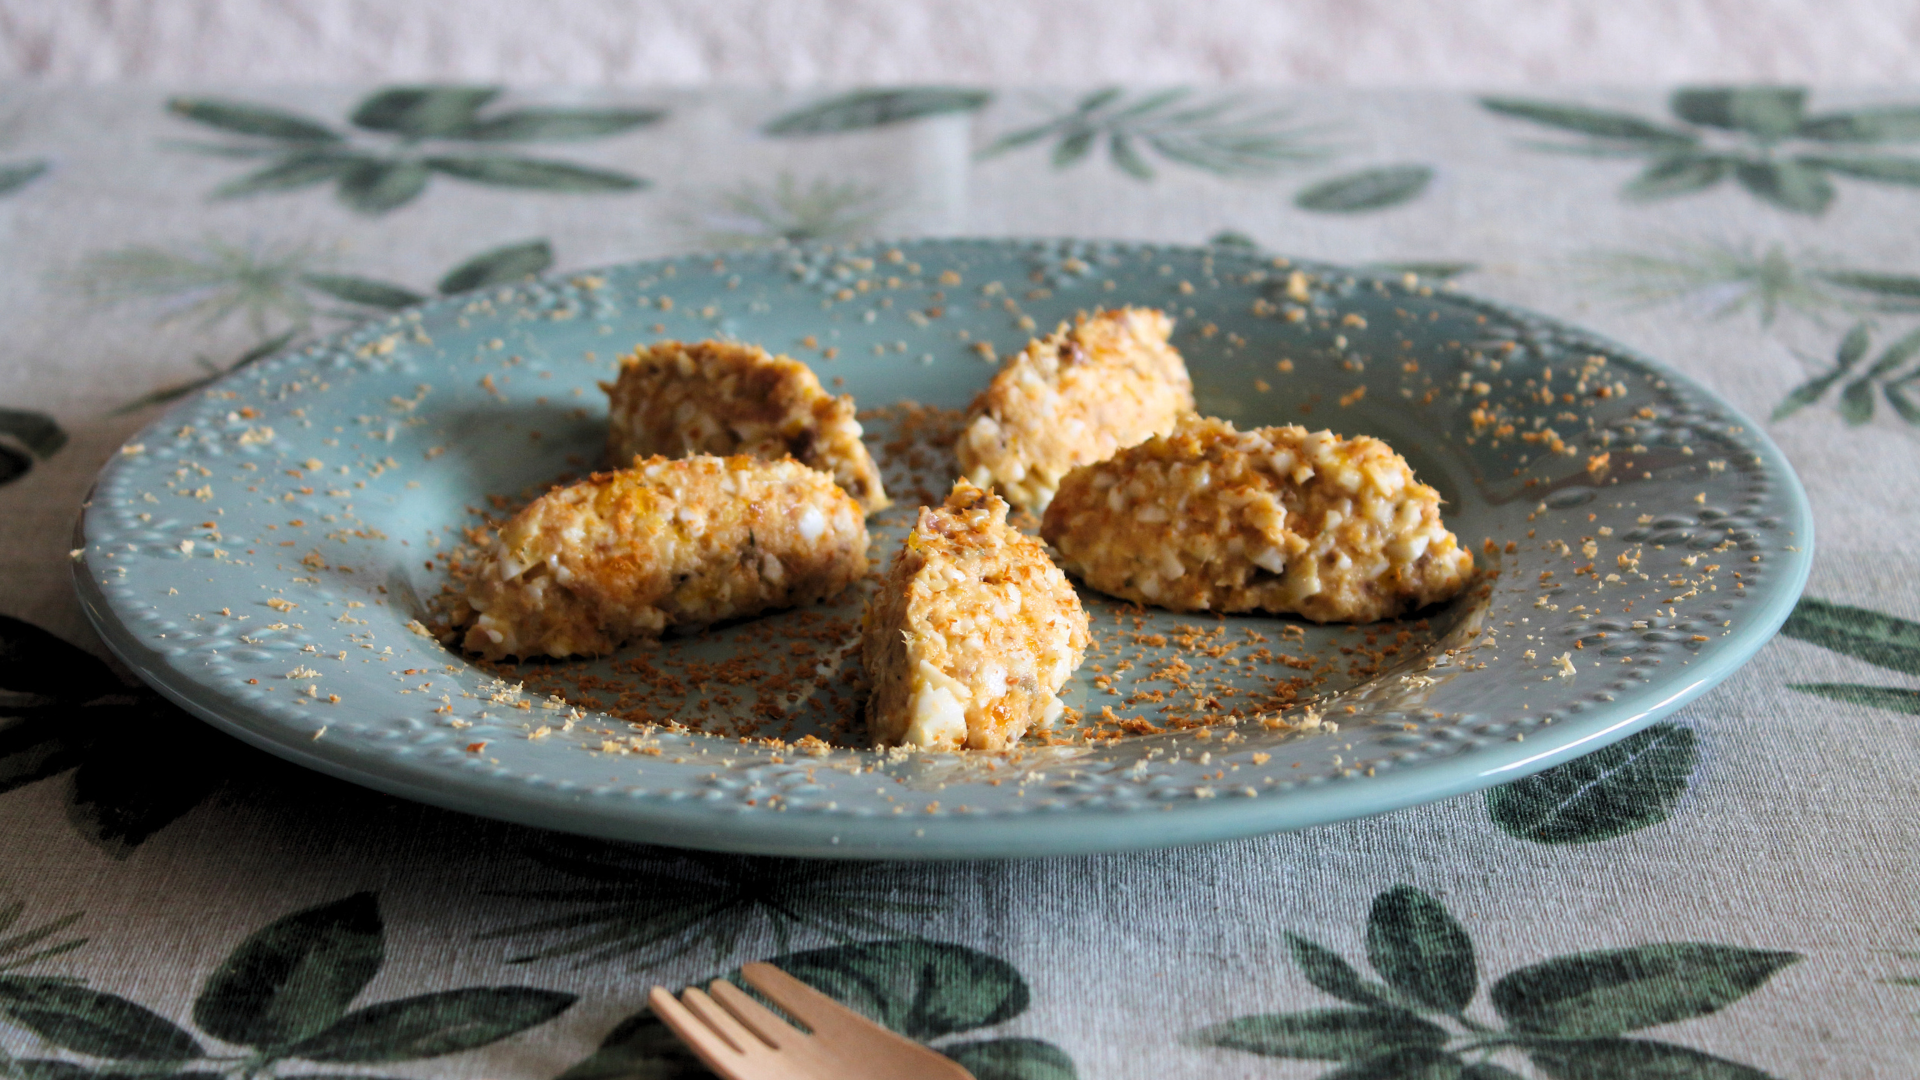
[460,455,868,660]
[1042,416,1473,623]
[862,480,1090,751]
[603,340,888,514]
[955,307,1194,515]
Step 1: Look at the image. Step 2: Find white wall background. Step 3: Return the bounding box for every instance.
[3,0,1916,85]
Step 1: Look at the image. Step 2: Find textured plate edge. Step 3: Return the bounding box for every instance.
[68,237,1817,860]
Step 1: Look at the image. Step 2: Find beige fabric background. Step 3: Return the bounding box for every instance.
[3,0,1918,85]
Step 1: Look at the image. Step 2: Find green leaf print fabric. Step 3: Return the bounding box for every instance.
[1,83,1918,1079]
[1192,887,1798,1078]
[1485,723,1698,844]
[1,893,574,1077]
[763,88,994,134]
[1483,87,1920,214]
[1779,597,1920,714]
[552,939,1074,1079]
[167,87,660,213]
[1293,165,1436,212]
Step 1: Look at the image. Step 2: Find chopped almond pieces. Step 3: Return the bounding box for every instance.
[862,480,1090,751]
[1044,415,1474,623]
[955,307,1193,515]
[603,340,888,513]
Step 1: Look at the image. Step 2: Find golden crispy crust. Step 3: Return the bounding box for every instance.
[603,340,889,513]
[460,455,869,660]
[1042,415,1474,623]
[955,307,1194,514]
[862,481,1090,751]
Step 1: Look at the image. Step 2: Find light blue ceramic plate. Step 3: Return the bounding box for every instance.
[74,239,1811,859]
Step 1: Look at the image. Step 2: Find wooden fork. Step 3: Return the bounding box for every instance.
[648,961,975,1080]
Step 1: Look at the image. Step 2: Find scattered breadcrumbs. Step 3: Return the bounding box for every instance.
[418,405,1468,753]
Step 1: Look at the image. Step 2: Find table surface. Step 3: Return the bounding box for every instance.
[1,85,1917,1080]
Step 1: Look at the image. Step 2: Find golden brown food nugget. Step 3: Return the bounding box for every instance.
[1042,415,1473,622]
[459,455,868,660]
[603,340,888,513]
[955,307,1193,514]
[862,480,1090,751]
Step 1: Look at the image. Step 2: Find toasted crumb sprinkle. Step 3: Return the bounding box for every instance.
[862,481,1089,751]
[453,455,868,661]
[603,339,888,513]
[956,307,1193,514]
[1045,415,1473,623]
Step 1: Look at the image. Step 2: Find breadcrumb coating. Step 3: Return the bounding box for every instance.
[459,455,868,660]
[955,307,1193,515]
[862,480,1090,751]
[604,339,889,513]
[1042,415,1473,623]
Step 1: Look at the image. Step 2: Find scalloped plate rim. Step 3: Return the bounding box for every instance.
[71,236,1815,859]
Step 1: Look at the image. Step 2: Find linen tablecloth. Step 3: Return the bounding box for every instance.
[3,85,1919,1079]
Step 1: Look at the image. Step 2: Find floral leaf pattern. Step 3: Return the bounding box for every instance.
[550,1008,701,1080]
[419,156,640,192]
[1484,86,1920,214]
[167,87,660,213]
[1486,723,1698,844]
[0,903,85,976]
[979,89,1332,180]
[348,87,503,138]
[1365,885,1477,1014]
[0,893,572,1077]
[74,239,339,337]
[773,939,1026,1039]
[693,173,888,248]
[1788,684,1920,714]
[437,240,554,294]
[1885,934,1920,1003]
[299,275,426,310]
[109,331,299,416]
[1572,241,1920,328]
[0,616,237,855]
[942,1039,1079,1080]
[480,840,942,969]
[77,238,558,413]
[0,161,49,196]
[552,939,1075,1080]
[191,893,383,1049]
[1294,165,1435,212]
[1490,945,1800,1036]
[1479,98,1696,144]
[279,989,575,1062]
[0,410,66,489]
[1190,886,1796,1078]
[1285,933,1399,1010]
[1194,1010,1450,1059]
[1781,588,1904,657]
[167,99,342,142]
[762,89,993,135]
[0,896,91,1062]
[0,980,203,1060]
[1203,231,1478,282]
[1771,324,1920,426]
[1779,597,1920,714]
[1525,1039,1776,1079]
